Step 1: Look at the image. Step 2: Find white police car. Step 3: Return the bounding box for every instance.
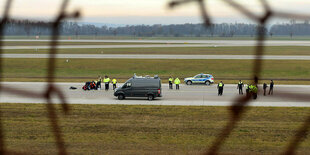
[184,73,214,85]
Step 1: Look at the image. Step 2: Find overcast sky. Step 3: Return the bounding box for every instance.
[2,0,310,25]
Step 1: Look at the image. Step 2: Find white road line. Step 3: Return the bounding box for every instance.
[2,54,310,60]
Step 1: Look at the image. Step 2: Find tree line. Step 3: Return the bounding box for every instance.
[3,19,310,37]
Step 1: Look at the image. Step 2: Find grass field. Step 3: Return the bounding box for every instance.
[4,46,310,55]
[3,58,310,83]
[2,103,309,154]
[4,35,310,40]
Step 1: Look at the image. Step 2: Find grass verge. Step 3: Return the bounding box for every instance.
[2,103,310,154]
[4,46,310,55]
[5,35,310,40]
[2,58,310,84]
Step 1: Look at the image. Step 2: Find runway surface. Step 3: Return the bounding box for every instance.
[1,82,309,107]
[2,54,310,60]
[2,40,310,49]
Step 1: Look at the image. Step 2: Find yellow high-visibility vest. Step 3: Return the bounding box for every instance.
[103,78,110,83]
[169,78,173,82]
[174,78,180,84]
[112,79,117,84]
[219,83,223,87]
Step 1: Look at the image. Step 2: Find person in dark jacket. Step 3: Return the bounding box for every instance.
[263,83,268,96]
[237,80,244,95]
[268,80,274,95]
[97,76,102,90]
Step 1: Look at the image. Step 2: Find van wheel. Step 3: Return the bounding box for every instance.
[118,94,125,100]
[205,81,211,85]
[186,81,192,85]
[147,95,154,101]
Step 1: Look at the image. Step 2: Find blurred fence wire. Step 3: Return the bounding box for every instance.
[0,0,80,154]
[0,0,309,154]
[169,0,310,154]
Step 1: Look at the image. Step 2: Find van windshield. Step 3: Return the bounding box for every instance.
[123,82,131,88]
[122,79,132,88]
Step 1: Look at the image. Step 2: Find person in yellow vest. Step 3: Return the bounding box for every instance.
[112,78,117,90]
[174,77,180,90]
[168,76,174,89]
[103,75,111,91]
[217,81,224,96]
[249,84,258,99]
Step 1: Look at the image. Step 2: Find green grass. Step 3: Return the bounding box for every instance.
[4,46,310,55]
[3,58,310,83]
[5,35,310,40]
[2,103,310,154]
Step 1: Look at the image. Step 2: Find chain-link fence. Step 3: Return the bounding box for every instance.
[169,0,310,154]
[0,0,309,154]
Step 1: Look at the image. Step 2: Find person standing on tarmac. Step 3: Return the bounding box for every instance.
[97,76,102,90]
[103,75,111,91]
[174,77,180,90]
[263,83,268,96]
[112,78,117,90]
[269,80,274,95]
[237,80,244,95]
[217,81,224,96]
[168,76,173,89]
[94,80,98,90]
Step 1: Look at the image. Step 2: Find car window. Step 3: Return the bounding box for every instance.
[202,75,209,78]
[194,75,202,78]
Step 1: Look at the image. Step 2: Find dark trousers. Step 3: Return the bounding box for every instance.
[218,87,223,96]
[238,87,243,95]
[269,87,273,95]
[113,84,116,90]
[169,81,173,89]
[97,81,101,89]
[176,84,179,90]
[263,88,266,96]
[105,83,109,90]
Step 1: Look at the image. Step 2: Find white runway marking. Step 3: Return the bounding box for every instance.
[2,54,310,60]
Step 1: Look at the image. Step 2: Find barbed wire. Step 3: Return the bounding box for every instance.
[168,0,310,154]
